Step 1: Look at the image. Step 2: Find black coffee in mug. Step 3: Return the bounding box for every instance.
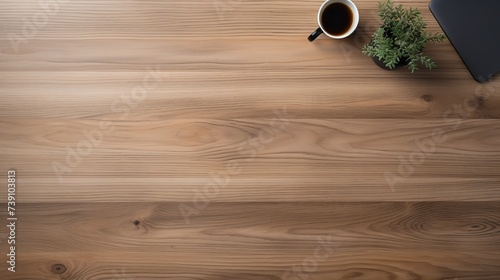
[308,0,359,42]
[321,2,353,36]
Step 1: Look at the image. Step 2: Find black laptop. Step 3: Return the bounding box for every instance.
[429,0,500,82]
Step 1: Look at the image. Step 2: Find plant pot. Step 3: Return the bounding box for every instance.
[368,37,409,70]
[371,56,408,70]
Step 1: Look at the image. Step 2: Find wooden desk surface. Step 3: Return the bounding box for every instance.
[1,0,499,279]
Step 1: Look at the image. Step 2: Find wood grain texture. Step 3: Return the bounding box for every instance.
[3,202,500,279]
[1,119,500,202]
[1,0,499,279]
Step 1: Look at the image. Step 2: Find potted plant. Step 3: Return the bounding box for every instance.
[362,0,446,72]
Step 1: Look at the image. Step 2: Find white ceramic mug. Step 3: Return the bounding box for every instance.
[308,0,359,41]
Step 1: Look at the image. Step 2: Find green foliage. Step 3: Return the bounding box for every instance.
[362,0,446,72]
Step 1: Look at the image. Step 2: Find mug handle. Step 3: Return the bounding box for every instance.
[308,27,323,42]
